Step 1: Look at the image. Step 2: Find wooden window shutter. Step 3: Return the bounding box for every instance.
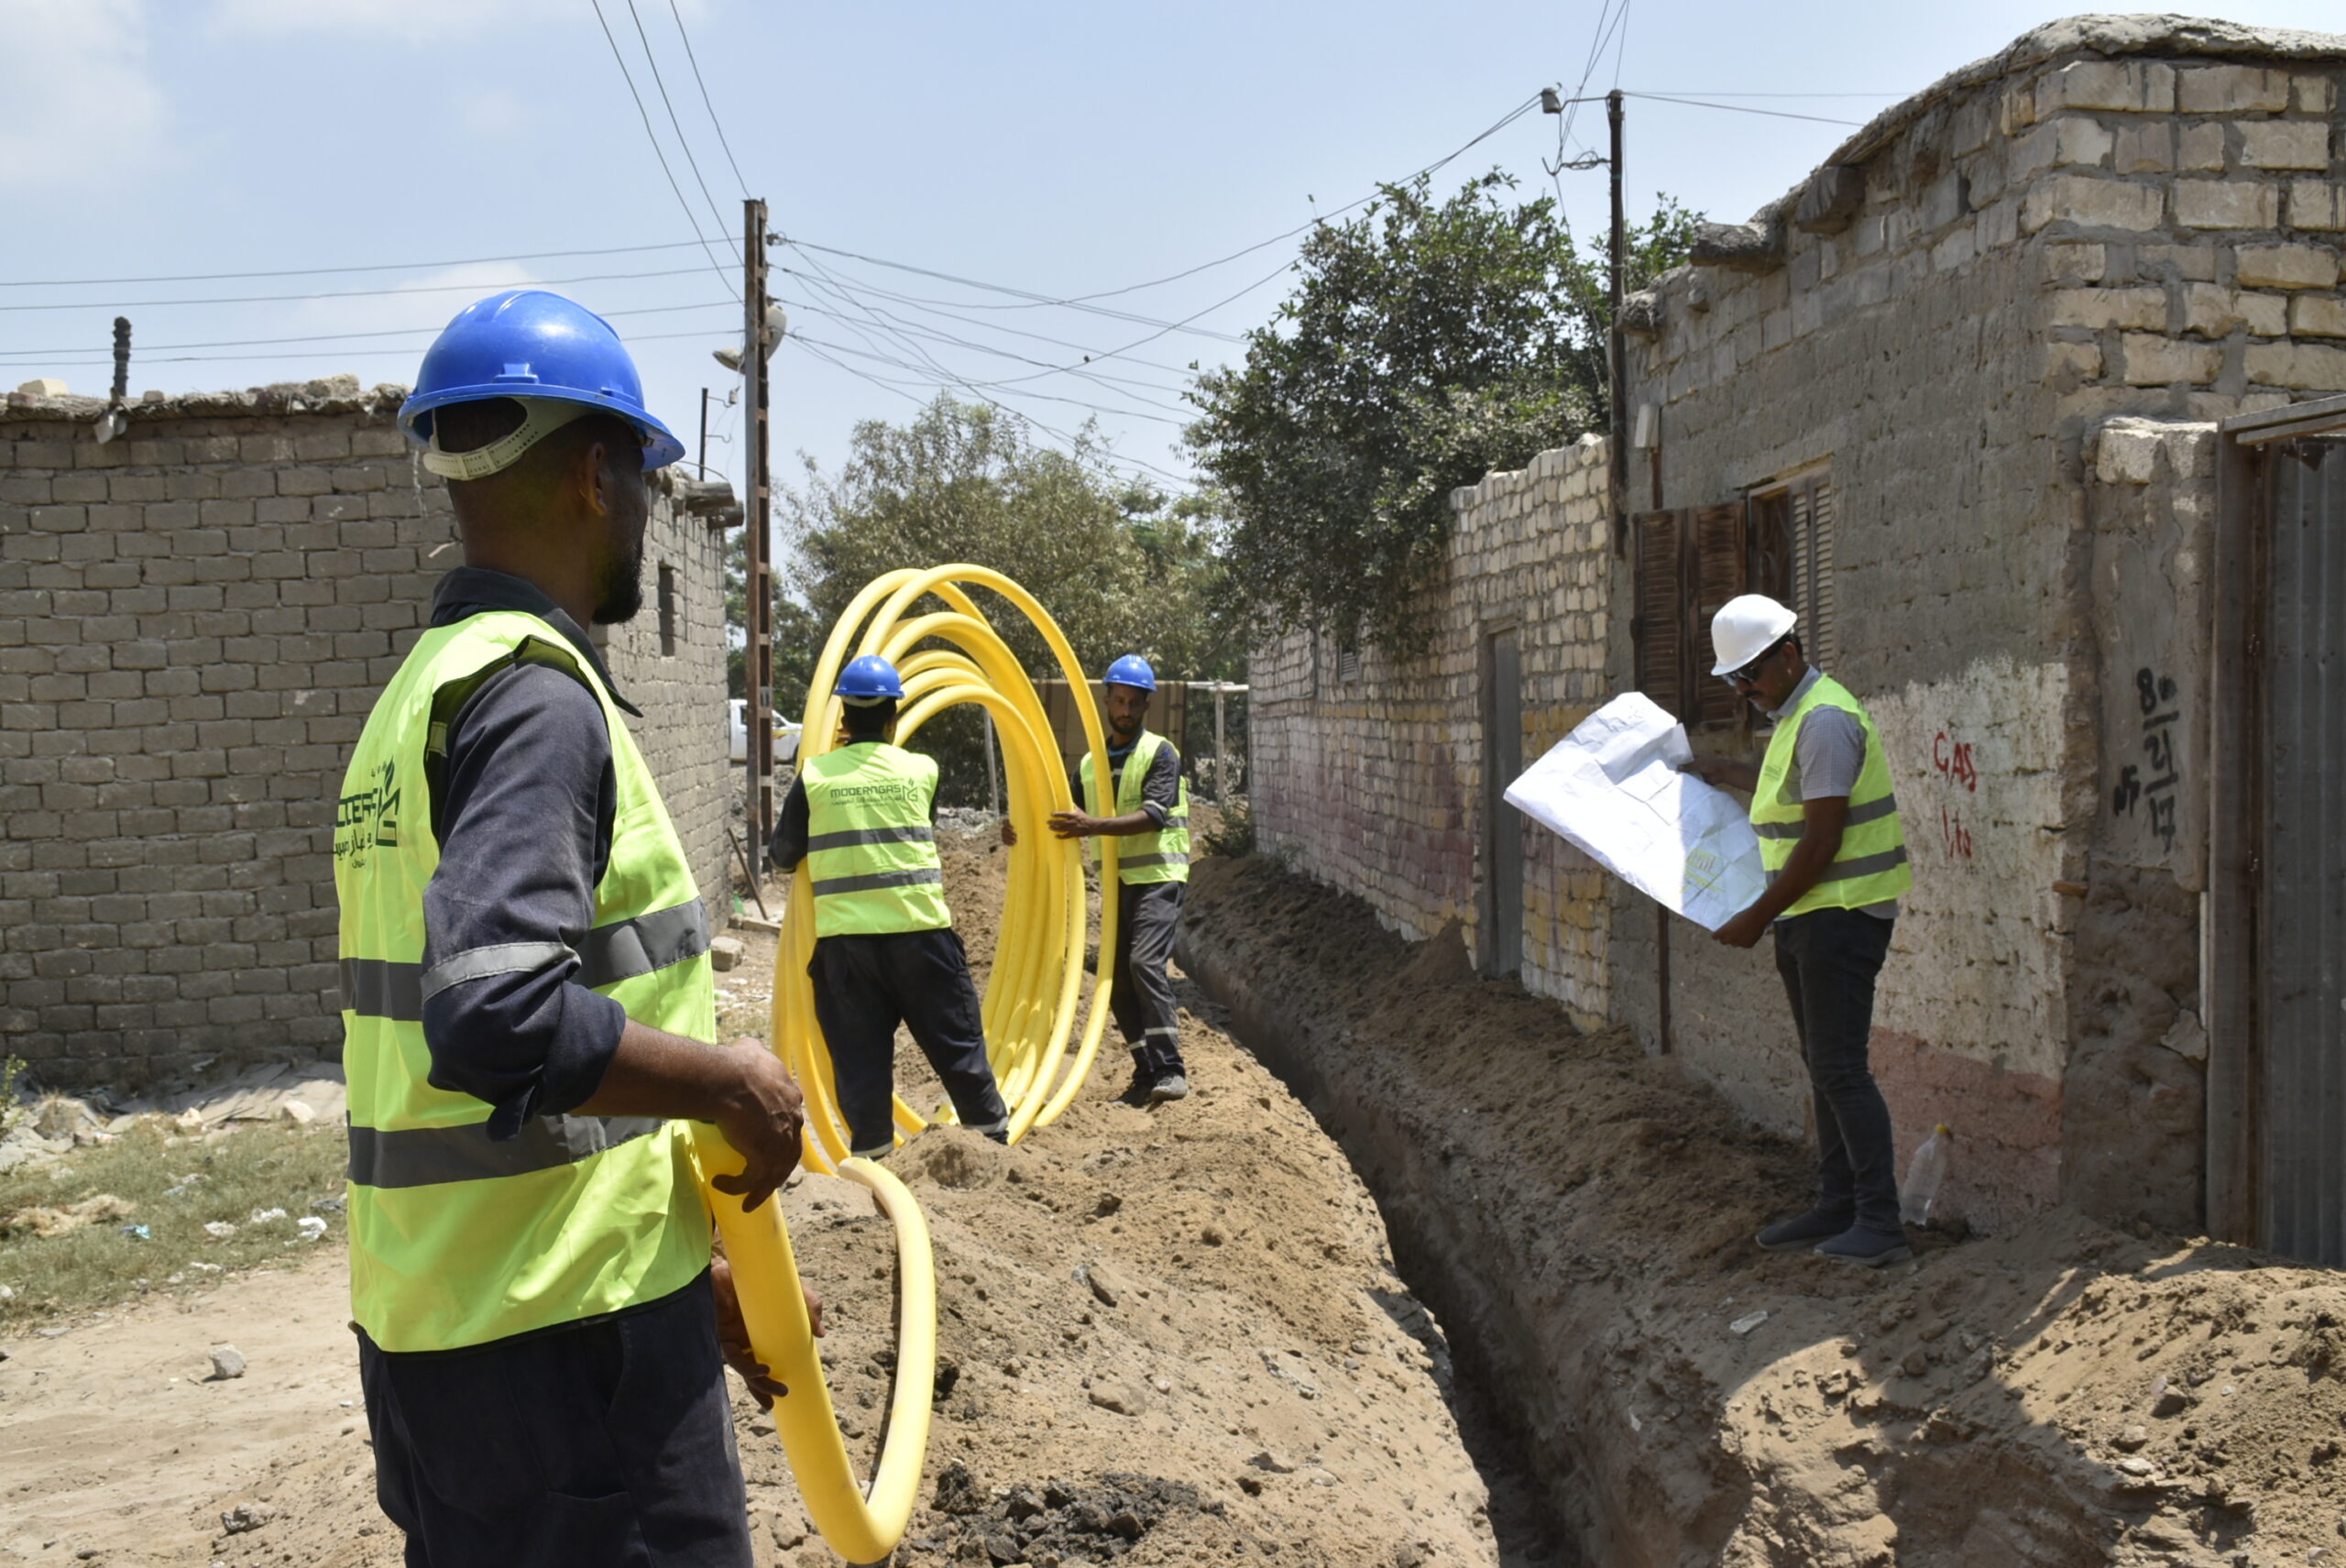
[1784,474,1837,670]
[1632,510,1685,717]
[1807,477,1838,669]
[1689,501,1749,729]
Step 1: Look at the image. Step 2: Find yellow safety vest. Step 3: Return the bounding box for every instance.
[1750,673,1913,916]
[334,609,714,1353]
[800,742,951,938]
[1080,729,1191,885]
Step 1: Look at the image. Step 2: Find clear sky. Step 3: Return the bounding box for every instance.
[5,1,2340,510]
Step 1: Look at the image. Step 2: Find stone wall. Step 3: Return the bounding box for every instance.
[0,379,734,1091]
[1249,438,1614,1027]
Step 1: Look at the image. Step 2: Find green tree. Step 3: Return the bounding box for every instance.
[780,396,1243,805]
[1187,171,1698,654]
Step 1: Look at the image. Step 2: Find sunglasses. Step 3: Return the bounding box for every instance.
[1724,636,1790,687]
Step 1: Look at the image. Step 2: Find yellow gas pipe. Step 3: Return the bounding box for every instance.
[703,566,1124,1564]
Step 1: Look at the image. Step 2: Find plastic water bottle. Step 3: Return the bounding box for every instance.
[1901,1124,1952,1226]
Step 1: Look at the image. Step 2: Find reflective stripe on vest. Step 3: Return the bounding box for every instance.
[334,610,715,1354]
[1749,673,1913,916]
[800,742,951,937]
[1080,729,1191,885]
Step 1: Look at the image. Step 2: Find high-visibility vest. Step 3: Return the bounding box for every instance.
[799,742,951,938]
[334,609,715,1354]
[1750,673,1913,916]
[1080,729,1190,885]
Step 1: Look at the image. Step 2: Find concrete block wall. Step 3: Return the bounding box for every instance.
[1249,437,1614,1027]
[0,379,732,1091]
[1246,19,2341,1236]
[1612,21,2344,1232]
[594,494,732,927]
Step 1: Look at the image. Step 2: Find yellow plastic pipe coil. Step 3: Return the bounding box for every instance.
[702,565,1124,1565]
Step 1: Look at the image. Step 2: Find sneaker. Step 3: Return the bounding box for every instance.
[1815,1225,1913,1268]
[1755,1207,1854,1252]
[1115,1066,1155,1107]
[1146,1072,1190,1104]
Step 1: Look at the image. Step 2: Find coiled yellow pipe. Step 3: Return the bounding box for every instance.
[777,565,1125,1162]
[707,566,1123,1564]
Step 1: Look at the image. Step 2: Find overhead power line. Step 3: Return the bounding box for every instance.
[666,0,750,195]
[1624,92,1867,126]
[15,323,752,374]
[0,239,718,291]
[620,0,735,239]
[0,298,738,362]
[0,266,718,314]
[789,335,1198,492]
[587,0,740,301]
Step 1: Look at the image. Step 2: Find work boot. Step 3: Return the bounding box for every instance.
[1146,1072,1190,1105]
[1116,1063,1155,1107]
[1815,1224,1913,1268]
[1755,1206,1853,1253]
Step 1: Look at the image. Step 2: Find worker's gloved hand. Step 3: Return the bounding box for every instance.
[1047,810,1098,839]
[1000,820,1017,848]
[708,1037,806,1212]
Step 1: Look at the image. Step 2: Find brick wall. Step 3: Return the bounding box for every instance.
[1250,439,1614,1027]
[0,378,733,1091]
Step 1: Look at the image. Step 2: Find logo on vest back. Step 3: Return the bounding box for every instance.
[335,760,400,866]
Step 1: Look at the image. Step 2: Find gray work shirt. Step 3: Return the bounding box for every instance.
[1766,666,1897,920]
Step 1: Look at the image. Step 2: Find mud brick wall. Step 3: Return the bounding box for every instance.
[0,380,732,1092]
[1249,437,1614,1027]
[1614,24,2345,1233]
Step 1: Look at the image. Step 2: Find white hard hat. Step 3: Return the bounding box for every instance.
[1709,594,1798,676]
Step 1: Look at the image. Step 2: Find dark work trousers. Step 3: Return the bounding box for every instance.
[1773,907,1900,1233]
[808,927,1010,1157]
[1111,880,1188,1077]
[356,1270,753,1568]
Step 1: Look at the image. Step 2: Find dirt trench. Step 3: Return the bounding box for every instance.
[0,833,1508,1568]
[1178,854,2346,1568]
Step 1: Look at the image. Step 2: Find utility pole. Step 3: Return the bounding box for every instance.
[698,387,712,480]
[742,198,776,853]
[1606,88,1628,555]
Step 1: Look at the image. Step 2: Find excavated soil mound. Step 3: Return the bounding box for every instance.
[1,832,1499,1568]
[1180,853,2346,1568]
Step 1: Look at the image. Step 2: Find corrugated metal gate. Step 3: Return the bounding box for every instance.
[2260,433,2346,1264]
[2211,394,2346,1262]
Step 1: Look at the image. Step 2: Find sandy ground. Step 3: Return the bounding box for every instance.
[1,832,1501,1568]
[1181,853,2346,1568]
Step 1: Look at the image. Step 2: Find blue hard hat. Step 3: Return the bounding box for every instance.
[835,654,905,701]
[1103,655,1157,693]
[399,290,685,470]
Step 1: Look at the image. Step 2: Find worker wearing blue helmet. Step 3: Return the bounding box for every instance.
[341,291,805,1567]
[764,653,1012,1158]
[1047,654,1192,1104]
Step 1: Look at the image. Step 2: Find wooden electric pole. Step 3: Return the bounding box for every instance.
[1606,88,1628,555]
[743,198,776,852]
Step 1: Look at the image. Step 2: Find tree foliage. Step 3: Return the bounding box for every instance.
[775,396,1244,804]
[1186,171,1699,654]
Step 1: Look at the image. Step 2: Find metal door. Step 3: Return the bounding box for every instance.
[1482,628,1524,977]
[2263,434,2346,1264]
